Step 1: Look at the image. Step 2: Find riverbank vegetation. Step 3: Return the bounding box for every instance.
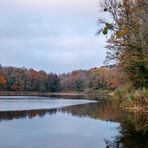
[114,84,148,113]
[98,0,148,113]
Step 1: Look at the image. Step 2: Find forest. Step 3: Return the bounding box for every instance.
[0,64,122,92]
[0,65,60,92]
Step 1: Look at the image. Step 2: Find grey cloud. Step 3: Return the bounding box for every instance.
[0,0,107,73]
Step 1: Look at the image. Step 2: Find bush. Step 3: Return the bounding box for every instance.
[113,84,148,113]
[114,83,134,101]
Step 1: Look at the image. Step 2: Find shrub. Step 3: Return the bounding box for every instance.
[113,84,148,113]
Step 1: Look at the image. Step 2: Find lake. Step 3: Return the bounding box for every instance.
[0,96,147,148]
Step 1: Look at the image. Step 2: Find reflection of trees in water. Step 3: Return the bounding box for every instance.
[61,100,148,147]
[0,101,124,122]
[0,101,147,147]
[0,109,57,121]
[105,113,148,148]
[61,101,148,147]
[60,101,124,122]
[105,129,148,148]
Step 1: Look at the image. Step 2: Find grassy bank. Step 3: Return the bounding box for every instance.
[113,84,148,114]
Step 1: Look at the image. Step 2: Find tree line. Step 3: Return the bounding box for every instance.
[0,65,123,92]
[60,66,123,92]
[0,65,60,92]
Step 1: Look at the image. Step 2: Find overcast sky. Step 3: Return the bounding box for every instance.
[0,0,107,73]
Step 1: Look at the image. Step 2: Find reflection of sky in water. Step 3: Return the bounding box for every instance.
[0,96,146,148]
[0,96,96,111]
[0,112,120,148]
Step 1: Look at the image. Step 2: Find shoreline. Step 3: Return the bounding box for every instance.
[0,91,110,101]
[0,91,147,113]
[0,91,87,97]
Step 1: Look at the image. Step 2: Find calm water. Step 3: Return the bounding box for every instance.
[0,96,147,148]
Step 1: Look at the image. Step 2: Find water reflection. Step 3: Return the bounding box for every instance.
[0,101,124,122]
[0,100,147,148]
[105,113,148,148]
[0,109,57,121]
[102,103,148,148]
[60,101,124,122]
[63,102,148,148]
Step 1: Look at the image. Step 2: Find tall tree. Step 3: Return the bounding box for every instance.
[98,0,148,88]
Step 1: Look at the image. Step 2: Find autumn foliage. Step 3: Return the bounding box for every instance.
[0,65,60,92]
[0,75,7,90]
[99,0,148,88]
[0,65,123,92]
[60,66,124,92]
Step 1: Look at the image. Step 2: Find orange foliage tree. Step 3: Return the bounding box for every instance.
[0,75,7,90]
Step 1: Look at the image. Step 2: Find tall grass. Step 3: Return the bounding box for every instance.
[113,84,148,113]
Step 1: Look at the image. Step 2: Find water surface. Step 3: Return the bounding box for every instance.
[0,96,96,111]
[0,96,147,148]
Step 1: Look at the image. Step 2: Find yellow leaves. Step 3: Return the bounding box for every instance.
[91,67,124,89]
[116,28,129,38]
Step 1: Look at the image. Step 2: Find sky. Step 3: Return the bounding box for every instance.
[0,0,108,73]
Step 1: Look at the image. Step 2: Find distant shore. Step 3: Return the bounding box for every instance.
[0,91,86,97]
[0,91,110,101]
